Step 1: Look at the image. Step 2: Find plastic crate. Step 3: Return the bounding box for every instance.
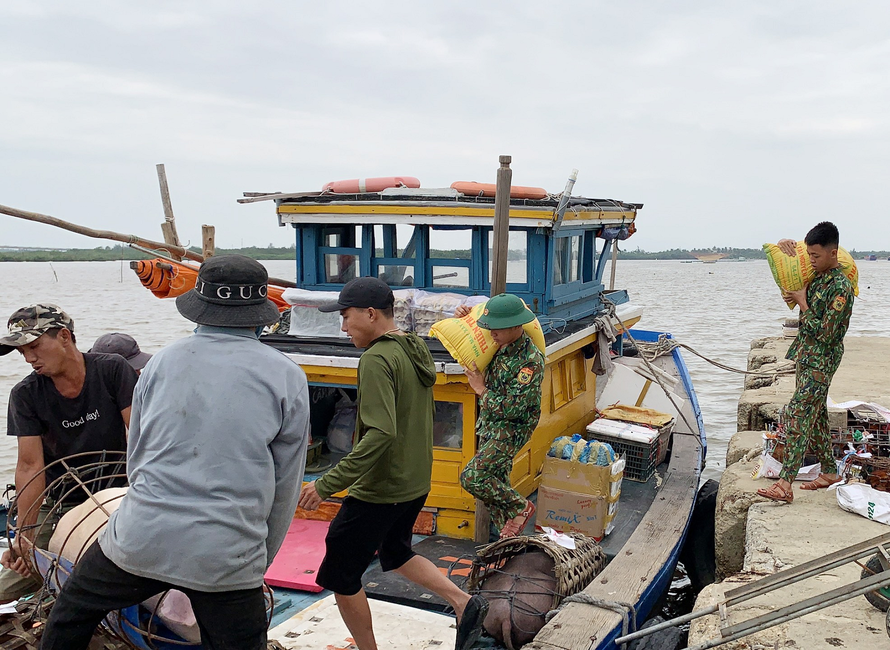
[585,421,673,482]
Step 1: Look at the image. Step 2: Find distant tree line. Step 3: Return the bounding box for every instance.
[1,244,885,263]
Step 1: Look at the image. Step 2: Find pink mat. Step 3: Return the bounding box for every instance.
[265,518,330,592]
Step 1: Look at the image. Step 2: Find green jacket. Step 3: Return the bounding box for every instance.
[315,332,436,503]
[787,266,854,376]
[476,332,545,441]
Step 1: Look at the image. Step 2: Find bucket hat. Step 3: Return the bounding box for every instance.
[175,255,280,328]
[90,333,152,370]
[318,277,394,313]
[0,304,74,356]
[475,293,535,330]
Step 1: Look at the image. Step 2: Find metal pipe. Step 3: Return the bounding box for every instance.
[614,605,719,645]
[687,572,890,650]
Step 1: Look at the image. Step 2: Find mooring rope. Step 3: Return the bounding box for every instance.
[635,334,796,377]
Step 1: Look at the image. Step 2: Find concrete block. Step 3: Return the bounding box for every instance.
[725,431,764,467]
[714,458,764,579]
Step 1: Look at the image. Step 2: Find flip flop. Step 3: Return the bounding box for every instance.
[756,482,793,503]
[455,594,489,650]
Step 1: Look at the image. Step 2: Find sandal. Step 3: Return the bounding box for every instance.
[756,482,793,503]
[800,473,842,490]
[499,500,536,538]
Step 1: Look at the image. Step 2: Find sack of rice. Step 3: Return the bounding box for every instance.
[763,242,859,309]
[429,301,545,371]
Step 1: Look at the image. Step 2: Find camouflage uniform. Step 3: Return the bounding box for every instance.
[460,332,544,530]
[779,267,854,482]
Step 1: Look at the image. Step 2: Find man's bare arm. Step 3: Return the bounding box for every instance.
[0,437,45,577]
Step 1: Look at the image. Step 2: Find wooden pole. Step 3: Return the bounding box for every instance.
[472,155,513,543]
[0,203,204,263]
[490,155,513,296]
[609,240,619,291]
[156,164,181,244]
[202,225,216,258]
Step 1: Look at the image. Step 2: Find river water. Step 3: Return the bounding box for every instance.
[1,259,888,487]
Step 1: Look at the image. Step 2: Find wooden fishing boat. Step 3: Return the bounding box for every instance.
[235,182,707,649]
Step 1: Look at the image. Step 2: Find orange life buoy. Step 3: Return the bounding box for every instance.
[322,177,421,193]
[133,259,290,312]
[450,181,548,200]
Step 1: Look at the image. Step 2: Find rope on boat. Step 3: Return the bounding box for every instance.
[635,335,796,377]
[604,299,702,446]
[544,593,638,650]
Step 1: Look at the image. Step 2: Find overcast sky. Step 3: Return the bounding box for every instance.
[2,1,888,252]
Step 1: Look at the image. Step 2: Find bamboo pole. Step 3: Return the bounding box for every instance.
[0,203,204,263]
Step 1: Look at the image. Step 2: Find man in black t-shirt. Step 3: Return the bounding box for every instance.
[0,304,137,601]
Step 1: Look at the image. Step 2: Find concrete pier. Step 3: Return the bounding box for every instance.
[689,336,890,649]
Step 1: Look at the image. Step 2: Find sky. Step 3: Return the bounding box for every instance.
[1,1,889,252]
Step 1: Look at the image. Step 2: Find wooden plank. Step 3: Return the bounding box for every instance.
[526,432,700,650]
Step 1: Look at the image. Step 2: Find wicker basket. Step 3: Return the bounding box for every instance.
[466,533,606,611]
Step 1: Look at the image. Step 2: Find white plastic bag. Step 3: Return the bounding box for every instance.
[751,454,821,482]
[836,483,890,525]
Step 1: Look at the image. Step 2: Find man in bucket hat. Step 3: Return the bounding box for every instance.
[297,277,488,650]
[0,304,136,602]
[455,293,544,539]
[41,255,310,650]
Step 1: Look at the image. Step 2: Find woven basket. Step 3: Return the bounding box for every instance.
[467,533,606,611]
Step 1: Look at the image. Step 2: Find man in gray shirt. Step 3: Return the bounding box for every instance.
[40,255,310,650]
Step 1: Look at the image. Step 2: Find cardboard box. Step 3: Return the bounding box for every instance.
[536,486,608,540]
[540,456,623,501]
[537,456,624,540]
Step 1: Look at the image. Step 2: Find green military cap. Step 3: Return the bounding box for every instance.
[475,293,535,330]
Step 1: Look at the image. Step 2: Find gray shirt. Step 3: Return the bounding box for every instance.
[100,326,309,592]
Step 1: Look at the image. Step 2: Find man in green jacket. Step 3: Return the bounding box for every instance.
[298,277,487,650]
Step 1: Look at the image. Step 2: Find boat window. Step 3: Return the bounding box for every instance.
[433,401,463,448]
[432,266,469,288]
[322,225,362,248]
[378,264,414,287]
[323,254,359,283]
[487,230,528,284]
[429,227,471,259]
[554,235,582,285]
[396,225,417,259]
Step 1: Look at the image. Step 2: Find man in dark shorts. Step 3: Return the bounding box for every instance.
[0,304,136,601]
[298,277,487,650]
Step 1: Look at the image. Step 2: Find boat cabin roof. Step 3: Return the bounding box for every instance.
[244,186,641,332]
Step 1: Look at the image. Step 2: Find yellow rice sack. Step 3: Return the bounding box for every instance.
[763,242,859,309]
[429,302,546,371]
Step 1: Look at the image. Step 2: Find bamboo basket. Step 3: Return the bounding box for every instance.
[466,533,606,611]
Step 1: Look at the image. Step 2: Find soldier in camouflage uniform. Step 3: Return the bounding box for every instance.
[456,294,544,538]
[757,222,854,504]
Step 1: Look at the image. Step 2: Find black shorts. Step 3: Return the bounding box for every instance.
[316,493,428,596]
